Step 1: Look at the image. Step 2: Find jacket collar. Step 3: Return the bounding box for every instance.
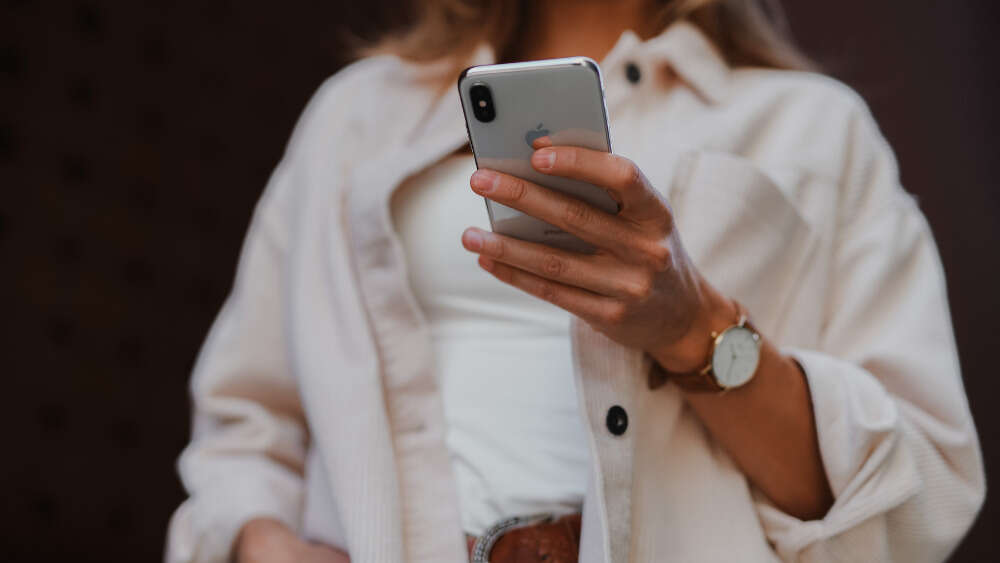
[603,21,731,105]
[406,20,731,148]
[451,21,730,103]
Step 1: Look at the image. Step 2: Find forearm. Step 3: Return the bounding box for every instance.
[235,517,350,563]
[682,337,833,520]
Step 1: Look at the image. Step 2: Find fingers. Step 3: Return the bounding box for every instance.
[477,255,626,326]
[530,135,552,150]
[462,227,651,299]
[530,146,666,222]
[470,168,639,255]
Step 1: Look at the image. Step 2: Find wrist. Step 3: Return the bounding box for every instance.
[650,286,737,373]
[234,518,302,563]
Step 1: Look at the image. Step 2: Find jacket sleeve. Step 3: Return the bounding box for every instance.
[754,99,985,561]
[165,160,308,563]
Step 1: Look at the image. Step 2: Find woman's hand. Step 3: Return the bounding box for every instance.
[462,142,734,372]
[235,518,350,563]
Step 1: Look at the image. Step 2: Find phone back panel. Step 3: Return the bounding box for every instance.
[458,58,616,253]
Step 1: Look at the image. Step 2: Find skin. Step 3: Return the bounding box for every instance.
[237,0,833,559]
[234,518,349,563]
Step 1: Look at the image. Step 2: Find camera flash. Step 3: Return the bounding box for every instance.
[478,100,486,108]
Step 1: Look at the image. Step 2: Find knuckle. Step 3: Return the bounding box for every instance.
[615,158,642,190]
[621,274,653,301]
[603,303,628,325]
[563,199,592,226]
[542,253,565,277]
[537,280,558,303]
[507,177,528,201]
[486,236,506,259]
[641,242,672,271]
[652,212,674,236]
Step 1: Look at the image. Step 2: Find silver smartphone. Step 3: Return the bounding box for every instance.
[457,57,618,253]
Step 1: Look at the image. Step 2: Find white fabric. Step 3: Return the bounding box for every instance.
[166,21,985,563]
[389,154,590,535]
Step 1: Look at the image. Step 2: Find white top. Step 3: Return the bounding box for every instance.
[168,22,983,563]
[389,154,590,534]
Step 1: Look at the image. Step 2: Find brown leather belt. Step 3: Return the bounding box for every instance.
[466,513,582,563]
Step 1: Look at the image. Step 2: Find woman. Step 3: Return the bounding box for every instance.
[166,0,985,561]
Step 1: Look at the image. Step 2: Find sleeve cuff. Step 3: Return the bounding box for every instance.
[753,347,921,558]
[166,462,304,563]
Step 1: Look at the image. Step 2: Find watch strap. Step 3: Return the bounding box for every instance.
[652,360,725,392]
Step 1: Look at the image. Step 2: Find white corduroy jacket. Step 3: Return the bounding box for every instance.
[166,22,984,563]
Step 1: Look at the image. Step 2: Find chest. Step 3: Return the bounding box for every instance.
[389,154,571,336]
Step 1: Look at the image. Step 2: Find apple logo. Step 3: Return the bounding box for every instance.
[524,123,550,147]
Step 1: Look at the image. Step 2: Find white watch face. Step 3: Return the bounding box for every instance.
[711,326,760,388]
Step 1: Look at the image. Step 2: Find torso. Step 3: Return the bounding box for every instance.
[390,154,591,535]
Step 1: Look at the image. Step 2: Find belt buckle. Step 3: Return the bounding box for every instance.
[470,512,554,563]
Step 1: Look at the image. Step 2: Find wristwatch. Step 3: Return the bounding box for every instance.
[657,302,762,392]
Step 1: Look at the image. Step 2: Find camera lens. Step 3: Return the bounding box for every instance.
[469,83,496,123]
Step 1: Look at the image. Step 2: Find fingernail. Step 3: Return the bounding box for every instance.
[532,148,556,171]
[462,228,483,251]
[471,170,498,194]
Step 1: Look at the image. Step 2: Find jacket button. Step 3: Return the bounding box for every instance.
[606,405,628,436]
[625,62,641,84]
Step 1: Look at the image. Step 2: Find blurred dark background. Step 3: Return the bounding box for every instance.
[2,1,998,560]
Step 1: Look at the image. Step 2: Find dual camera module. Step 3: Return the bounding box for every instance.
[469,83,496,122]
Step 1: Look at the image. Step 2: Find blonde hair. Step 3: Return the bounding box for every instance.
[364,0,814,72]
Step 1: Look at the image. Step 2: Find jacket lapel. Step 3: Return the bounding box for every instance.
[339,62,481,562]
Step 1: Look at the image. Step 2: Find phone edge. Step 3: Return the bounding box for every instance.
[456,66,496,233]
